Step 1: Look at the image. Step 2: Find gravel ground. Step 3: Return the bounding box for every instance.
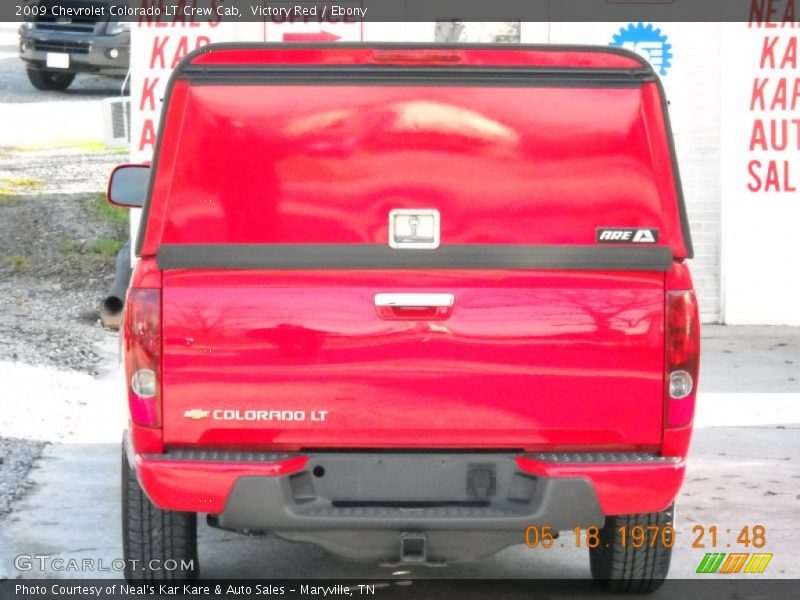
[0,145,126,516]
[0,437,45,517]
[0,20,131,524]
[0,146,126,374]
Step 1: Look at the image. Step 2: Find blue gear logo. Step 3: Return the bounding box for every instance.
[610,23,673,76]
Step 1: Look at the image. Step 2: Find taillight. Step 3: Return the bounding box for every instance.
[665,290,700,427]
[124,288,161,427]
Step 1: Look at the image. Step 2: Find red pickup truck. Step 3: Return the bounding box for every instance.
[109,43,699,591]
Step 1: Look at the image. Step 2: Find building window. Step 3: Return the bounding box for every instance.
[435,22,521,44]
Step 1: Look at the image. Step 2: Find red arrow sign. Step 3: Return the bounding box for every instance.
[283,31,341,42]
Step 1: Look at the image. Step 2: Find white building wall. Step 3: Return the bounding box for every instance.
[548,23,723,323]
[667,24,723,324]
[720,23,800,325]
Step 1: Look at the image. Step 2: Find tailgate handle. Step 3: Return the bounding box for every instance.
[374,293,455,321]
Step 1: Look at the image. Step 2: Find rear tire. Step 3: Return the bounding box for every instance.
[26,67,76,91]
[589,506,674,593]
[121,444,199,581]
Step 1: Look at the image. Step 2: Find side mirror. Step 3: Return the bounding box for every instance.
[107,164,150,208]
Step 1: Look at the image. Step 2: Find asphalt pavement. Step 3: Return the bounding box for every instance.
[0,22,122,147]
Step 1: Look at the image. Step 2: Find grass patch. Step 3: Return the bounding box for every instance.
[87,192,128,231]
[64,140,108,152]
[58,236,124,266]
[59,238,82,255]
[0,177,45,198]
[4,255,31,270]
[86,237,125,259]
[15,140,110,153]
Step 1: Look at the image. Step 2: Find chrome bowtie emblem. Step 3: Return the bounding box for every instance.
[389,209,440,249]
[183,409,210,420]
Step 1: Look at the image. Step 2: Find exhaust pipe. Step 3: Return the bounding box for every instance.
[101,239,132,330]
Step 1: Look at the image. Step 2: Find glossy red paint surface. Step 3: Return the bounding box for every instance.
[128,256,161,289]
[666,260,695,291]
[515,456,685,515]
[662,426,693,458]
[135,453,308,513]
[130,422,163,455]
[140,80,688,258]
[161,269,665,449]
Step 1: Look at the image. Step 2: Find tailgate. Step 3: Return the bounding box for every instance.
[161,269,665,449]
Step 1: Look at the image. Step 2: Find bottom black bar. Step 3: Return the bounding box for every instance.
[1,580,796,600]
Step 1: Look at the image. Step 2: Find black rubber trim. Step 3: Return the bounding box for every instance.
[182,41,653,70]
[654,76,694,258]
[156,244,673,272]
[526,452,681,464]
[181,64,653,87]
[153,450,298,463]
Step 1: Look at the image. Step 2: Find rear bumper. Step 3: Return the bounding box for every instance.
[128,437,684,562]
[128,438,684,523]
[214,455,604,534]
[516,452,685,515]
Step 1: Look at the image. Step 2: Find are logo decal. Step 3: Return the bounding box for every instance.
[597,228,659,244]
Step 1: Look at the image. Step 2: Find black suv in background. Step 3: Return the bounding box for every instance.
[19,0,129,91]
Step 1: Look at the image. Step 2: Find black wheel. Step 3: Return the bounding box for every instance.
[589,506,674,593]
[121,444,198,581]
[26,67,76,91]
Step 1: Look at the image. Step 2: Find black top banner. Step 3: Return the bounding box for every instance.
[4,0,800,23]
